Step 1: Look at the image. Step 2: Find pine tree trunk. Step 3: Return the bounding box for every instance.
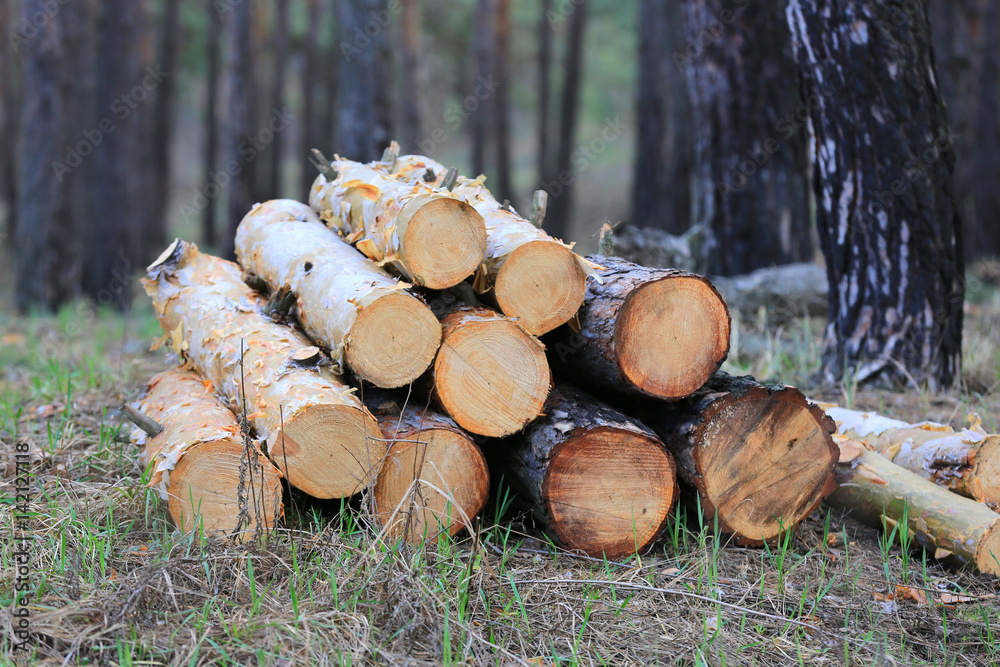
[632,373,839,545]
[496,384,678,558]
[547,255,730,400]
[365,392,489,543]
[299,0,322,198]
[680,0,811,276]
[148,0,178,259]
[0,0,21,245]
[543,0,587,240]
[223,0,257,259]
[427,296,551,438]
[308,157,486,289]
[131,368,283,541]
[235,199,441,388]
[470,0,496,177]
[785,0,965,389]
[203,0,221,248]
[827,439,1000,576]
[536,0,552,184]
[142,239,386,499]
[398,0,424,154]
[269,0,289,197]
[393,154,590,335]
[335,0,393,161]
[493,0,513,204]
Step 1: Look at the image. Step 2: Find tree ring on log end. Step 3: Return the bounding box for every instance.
[695,388,835,543]
[403,198,487,289]
[271,405,385,499]
[542,427,677,559]
[973,440,1000,509]
[434,319,550,437]
[168,440,283,543]
[975,523,1000,576]
[346,292,442,388]
[495,240,588,335]
[614,275,730,399]
[374,427,489,542]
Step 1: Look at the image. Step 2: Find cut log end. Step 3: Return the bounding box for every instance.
[616,275,730,399]
[495,240,587,335]
[543,427,677,559]
[271,404,386,498]
[374,426,489,543]
[696,388,835,543]
[972,441,1000,507]
[403,198,487,289]
[976,524,1000,576]
[435,318,550,437]
[168,440,283,542]
[346,292,442,388]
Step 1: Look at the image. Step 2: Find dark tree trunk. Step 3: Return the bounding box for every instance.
[223,0,257,258]
[203,0,221,248]
[323,3,338,155]
[335,0,393,162]
[470,0,496,177]
[631,0,693,235]
[679,0,811,276]
[149,0,179,258]
[399,0,423,153]
[972,1,1000,257]
[299,0,321,196]
[786,0,964,390]
[493,0,513,204]
[543,0,587,240]
[1,0,23,245]
[269,0,289,197]
[536,0,552,185]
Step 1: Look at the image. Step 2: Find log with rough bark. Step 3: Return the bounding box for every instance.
[823,406,1000,508]
[142,239,386,499]
[308,156,486,289]
[632,373,838,544]
[235,199,441,388]
[497,384,678,558]
[130,368,283,541]
[827,437,1000,576]
[429,297,551,437]
[548,255,731,400]
[365,392,489,542]
[392,154,594,335]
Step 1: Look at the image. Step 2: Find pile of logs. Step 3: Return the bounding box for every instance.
[125,146,1000,574]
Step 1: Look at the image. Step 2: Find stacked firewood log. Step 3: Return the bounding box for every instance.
[125,146,1000,574]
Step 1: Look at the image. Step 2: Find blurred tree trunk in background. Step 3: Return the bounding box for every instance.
[493,0,513,204]
[931,0,1000,259]
[223,0,257,258]
[1,0,23,245]
[335,0,393,161]
[323,4,339,155]
[631,0,692,235]
[543,0,587,240]
[471,0,496,177]
[399,0,423,153]
[536,0,552,186]
[299,0,321,196]
[268,0,288,197]
[133,0,156,264]
[786,0,964,390]
[680,0,811,276]
[149,0,179,259]
[203,0,221,248]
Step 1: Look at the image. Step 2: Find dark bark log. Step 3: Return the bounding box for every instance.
[679,0,811,275]
[203,0,221,248]
[335,0,393,161]
[546,255,730,400]
[632,373,838,545]
[223,0,257,259]
[786,0,965,390]
[536,0,552,184]
[543,0,587,240]
[470,0,496,177]
[398,0,423,153]
[631,0,693,235]
[269,0,289,197]
[493,0,513,204]
[495,384,678,559]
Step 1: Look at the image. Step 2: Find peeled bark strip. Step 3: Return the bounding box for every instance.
[549,255,731,400]
[633,373,838,544]
[824,406,1000,508]
[308,158,486,289]
[235,200,441,388]
[393,154,592,335]
[132,368,283,541]
[828,439,1000,576]
[365,393,489,542]
[498,384,678,558]
[431,302,551,437]
[142,239,385,499]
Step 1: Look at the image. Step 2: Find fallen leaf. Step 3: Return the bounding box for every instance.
[895,585,927,604]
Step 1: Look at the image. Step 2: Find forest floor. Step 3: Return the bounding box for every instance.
[1,264,999,666]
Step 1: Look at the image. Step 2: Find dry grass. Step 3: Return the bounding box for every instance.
[2,275,1000,666]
